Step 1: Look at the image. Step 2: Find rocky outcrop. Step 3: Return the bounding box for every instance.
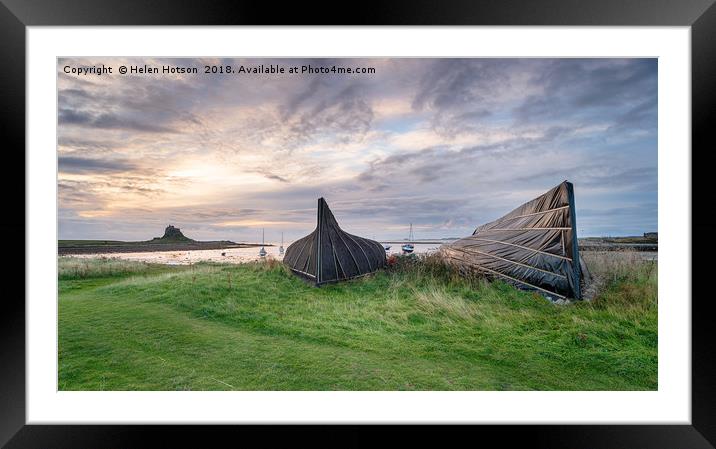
[152,225,193,242]
[163,225,186,239]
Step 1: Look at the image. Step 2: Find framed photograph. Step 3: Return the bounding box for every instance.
[5,0,715,446]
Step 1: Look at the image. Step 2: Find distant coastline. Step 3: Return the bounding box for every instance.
[578,236,657,252]
[58,240,270,256]
[58,224,271,256]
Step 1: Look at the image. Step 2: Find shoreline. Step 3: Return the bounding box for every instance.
[58,241,271,256]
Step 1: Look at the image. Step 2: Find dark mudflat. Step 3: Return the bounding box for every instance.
[58,241,267,255]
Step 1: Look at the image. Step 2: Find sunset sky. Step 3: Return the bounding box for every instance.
[58,58,657,243]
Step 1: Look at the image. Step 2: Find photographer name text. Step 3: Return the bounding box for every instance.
[62,64,376,77]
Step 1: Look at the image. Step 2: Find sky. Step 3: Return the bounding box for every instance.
[58,58,657,243]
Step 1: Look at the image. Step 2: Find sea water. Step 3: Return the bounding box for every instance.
[64,242,448,265]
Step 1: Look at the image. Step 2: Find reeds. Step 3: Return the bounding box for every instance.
[58,256,152,279]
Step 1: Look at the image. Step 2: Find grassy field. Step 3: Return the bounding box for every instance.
[58,253,657,391]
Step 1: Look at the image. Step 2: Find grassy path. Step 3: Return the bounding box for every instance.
[58,256,657,390]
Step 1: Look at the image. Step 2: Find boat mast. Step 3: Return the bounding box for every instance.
[259,228,267,257]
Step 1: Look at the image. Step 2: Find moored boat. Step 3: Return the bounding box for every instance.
[258,228,267,257]
[402,224,415,253]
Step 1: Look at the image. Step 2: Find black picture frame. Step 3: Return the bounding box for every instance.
[3,0,714,447]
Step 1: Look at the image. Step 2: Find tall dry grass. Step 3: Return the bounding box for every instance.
[390,250,657,313]
[581,251,656,281]
[580,250,657,311]
[58,256,153,280]
[388,252,474,286]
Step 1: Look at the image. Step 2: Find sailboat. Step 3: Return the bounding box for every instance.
[279,232,285,255]
[258,228,267,257]
[402,224,415,253]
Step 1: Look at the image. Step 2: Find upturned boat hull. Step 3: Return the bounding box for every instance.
[440,181,589,300]
[284,198,387,286]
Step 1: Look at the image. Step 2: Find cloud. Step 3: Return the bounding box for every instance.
[412,59,512,111]
[58,136,124,154]
[58,108,177,133]
[263,173,289,183]
[280,82,375,147]
[514,59,657,128]
[58,156,138,174]
[57,57,658,241]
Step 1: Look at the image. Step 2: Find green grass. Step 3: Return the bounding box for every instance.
[58,256,175,280]
[58,253,657,391]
